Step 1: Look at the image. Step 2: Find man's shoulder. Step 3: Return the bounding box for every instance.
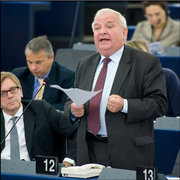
[12,66,30,76]
[52,61,74,75]
[79,52,100,65]
[124,45,157,63]
[22,99,51,111]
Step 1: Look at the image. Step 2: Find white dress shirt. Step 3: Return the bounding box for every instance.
[1,104,30,161]
[1,104,75,165]
[89,46,128,136]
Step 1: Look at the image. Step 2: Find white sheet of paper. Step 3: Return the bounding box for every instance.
[50,85,102,105]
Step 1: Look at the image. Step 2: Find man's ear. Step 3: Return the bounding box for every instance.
[123,27,128,41]
[50,54,55,62]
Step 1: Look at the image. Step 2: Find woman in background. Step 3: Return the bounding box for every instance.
[131,1,180,54]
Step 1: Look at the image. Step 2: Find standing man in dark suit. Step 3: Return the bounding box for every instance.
[64,8,167,170]
[12,36,74,111]
[1,72,77,166]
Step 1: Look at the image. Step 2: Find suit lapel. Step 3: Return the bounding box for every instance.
[22,74,34,99]
[111,46,132,95]
[85,54,101,91]
[82,54,100,111]
[82,50,132,96]
[1,113,5,152]
[23,103,35,155]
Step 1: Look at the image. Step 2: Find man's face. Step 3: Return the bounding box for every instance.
[93,11,127,57]
[1,78,23,116]
[26,49,54,78]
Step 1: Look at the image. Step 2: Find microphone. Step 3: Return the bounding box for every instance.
[156,18,161,26]
[1,77,49,145]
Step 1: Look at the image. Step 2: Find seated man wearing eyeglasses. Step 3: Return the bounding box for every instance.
[0,71,77,167]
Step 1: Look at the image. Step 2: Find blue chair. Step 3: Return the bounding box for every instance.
[168,3,180,20]
[127,25,136,40]
[158,56,180,77]
[162,68,180,117]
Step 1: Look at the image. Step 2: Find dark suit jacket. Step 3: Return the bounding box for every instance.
[1,100,78,161]
[12,61,75,111]
[64,45,167,170]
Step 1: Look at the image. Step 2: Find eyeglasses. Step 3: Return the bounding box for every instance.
[1,86,20,98]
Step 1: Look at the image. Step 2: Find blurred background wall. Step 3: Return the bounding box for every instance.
[1,1,179,71]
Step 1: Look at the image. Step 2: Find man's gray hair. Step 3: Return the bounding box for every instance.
[91,8,127,32]
[25,36,54,58]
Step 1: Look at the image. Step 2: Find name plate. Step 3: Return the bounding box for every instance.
[36,155,59,175]
[136,166,157,180]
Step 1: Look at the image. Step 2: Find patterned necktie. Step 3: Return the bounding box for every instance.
[36,78,45,100]
[88,58,111,135]
[10,116,20,160]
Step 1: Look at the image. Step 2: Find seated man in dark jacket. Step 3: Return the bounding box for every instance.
[12,35,74,111]
[1,72,77,166]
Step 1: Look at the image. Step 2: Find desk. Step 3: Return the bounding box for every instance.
[1,159,97,180]
[1,173,97,180]
[1,117,179,178]
[154,117,180,175]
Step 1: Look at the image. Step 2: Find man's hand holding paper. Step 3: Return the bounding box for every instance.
[71,103,84,118]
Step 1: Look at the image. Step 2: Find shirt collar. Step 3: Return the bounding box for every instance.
[34,70,50,83]
[100,45,124,64]
[3,104,23,123]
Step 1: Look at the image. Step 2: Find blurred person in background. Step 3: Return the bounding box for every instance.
[12,36,75,111]
[131,1,180,55]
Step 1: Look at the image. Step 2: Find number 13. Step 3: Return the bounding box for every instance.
[143,169,154,180]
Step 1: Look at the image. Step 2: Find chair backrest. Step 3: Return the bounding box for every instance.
[54,48,96,72]
[162,68,180,117]
[73,43,97,51]
[158,56,180,77]
[127,25,136,40]
[166,46,180,56]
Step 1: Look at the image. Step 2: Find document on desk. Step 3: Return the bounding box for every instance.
[50,85,102,105]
